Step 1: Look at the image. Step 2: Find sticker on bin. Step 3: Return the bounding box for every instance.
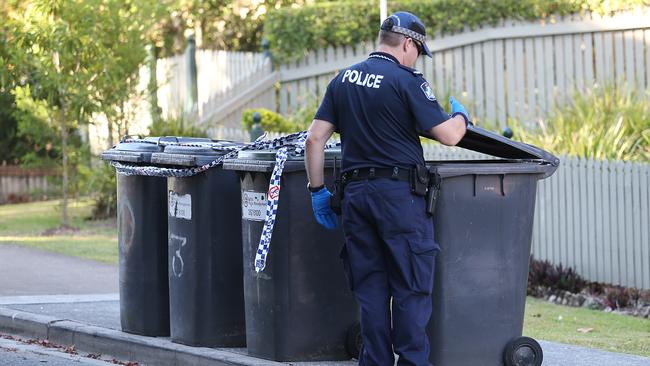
[169,191,192,220]
[242,191,267,221]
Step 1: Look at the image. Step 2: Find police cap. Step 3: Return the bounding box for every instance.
[380,11,432,58]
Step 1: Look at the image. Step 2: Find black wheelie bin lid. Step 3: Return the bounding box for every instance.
[100,136,215,164]
[100,137,166,164]
[223,148,341,173]
[150,140,246,167]
[428,126,560,179]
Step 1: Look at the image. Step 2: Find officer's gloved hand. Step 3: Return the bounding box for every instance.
[449,96,470,126]
[310,187,338,230]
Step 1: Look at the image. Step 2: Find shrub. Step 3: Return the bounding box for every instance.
[286,98,320,131]
[78,161,117,220]
[241,108,298,133]
[528,256,650,310]
[147,114,207,138]
[591,285,650,310]
[603,286,632,309]
[586,281,606,296]
[264,0,648,62]
[528,256,587,295]
[242,97,322,134]
[509,84,650,162]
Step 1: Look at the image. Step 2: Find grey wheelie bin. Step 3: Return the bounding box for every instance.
[223,149,359,362]
[101,137,171,336]
[150,141,246,347]
[425,126,560,366]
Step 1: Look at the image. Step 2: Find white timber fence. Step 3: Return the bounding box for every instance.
[532,158,650,290]
[156,50,267,121]
[199,59,278,134]
[277,8,650,127]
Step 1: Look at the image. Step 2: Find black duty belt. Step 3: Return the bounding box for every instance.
[341,167,410,183]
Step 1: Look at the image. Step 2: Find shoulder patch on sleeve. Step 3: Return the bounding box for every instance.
[420,82,436,101]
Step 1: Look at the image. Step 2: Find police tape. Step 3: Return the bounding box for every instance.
[109,131,308,178]
[108,131,340,273]
[254,139,340,272]
[254,146,288,272]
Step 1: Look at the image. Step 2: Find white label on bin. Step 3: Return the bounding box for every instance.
[242,191,266,221]
[169,191,192,220]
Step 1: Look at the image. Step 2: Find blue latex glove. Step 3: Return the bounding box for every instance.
[311,187,338,230]
[449,96,469,125]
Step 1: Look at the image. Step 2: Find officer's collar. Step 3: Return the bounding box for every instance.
[368,52,399,64]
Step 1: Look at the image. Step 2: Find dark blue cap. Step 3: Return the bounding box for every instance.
[380,11,432,58]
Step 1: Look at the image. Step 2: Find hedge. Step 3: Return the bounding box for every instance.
[241,108,296,132]
[264,0,650,63]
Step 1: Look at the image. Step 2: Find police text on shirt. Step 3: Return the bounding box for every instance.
[341,70,384,88]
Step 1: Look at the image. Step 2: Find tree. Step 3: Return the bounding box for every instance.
[9,0,160,226]
[0,1,27,164]
[90,0,162,146]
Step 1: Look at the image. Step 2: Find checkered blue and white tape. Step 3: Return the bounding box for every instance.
[108,130,340,273]
[109,131,308,178]
[253,139,340,272]
[254,146,287,272]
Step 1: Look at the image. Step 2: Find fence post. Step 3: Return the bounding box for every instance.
[250,112,264,141]
[185,35,199,119]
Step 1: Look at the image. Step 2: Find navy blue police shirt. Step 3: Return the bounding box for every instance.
[314,52,449,172]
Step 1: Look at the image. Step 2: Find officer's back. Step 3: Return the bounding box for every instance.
[337,56,422,167]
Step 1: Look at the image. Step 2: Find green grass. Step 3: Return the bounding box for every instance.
[0,199,117,264]
[524,296,650,357]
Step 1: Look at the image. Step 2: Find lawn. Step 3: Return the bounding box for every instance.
[0,200,649,357]
[0,199,117,264]
[524,296,650,357]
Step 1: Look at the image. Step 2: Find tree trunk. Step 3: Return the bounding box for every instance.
[121,99,128,136]
[107,115,114,147]
[59,102,69,228]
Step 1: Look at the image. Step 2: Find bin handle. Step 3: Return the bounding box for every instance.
[159,136,180,145]
[119,134,143,142]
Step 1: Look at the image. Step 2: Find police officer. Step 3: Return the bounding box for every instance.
[305,11,469,366]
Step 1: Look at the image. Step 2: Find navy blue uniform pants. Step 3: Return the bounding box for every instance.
[341,178,439,366]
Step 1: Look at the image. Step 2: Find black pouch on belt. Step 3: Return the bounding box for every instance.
[426,172,442,217]
[410,165,429,197]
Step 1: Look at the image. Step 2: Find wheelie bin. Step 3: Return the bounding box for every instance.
[150,141,246,347]
[223,149,359,362]
[101,137,171,336]
[425,126,560,366]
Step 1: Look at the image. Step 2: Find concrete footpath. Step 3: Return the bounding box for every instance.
[3,297,650,366]
[0,245,118,296]
[1,245,649,365]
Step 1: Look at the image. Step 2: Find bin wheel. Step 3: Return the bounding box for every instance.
[503,336,543,366]
[345,322,362,359]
